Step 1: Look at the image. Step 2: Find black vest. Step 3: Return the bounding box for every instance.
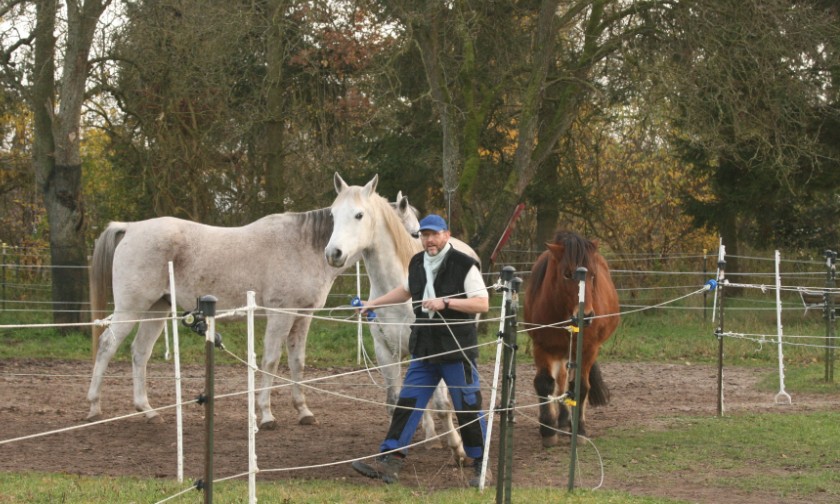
[407,246,480,362]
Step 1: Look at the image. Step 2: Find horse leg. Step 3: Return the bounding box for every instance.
[557,359,574,434]
[86,315,137,421]
[420,410,442,449]
[371,319,450,454]
[576,352,609,437]
[569,367,592,437]
[587,361,610,407]
[533,350,562,448]
[429,380,466,463]
[286,315,317,425]
[371,323,403,414]
[420,382,446,451]
[130,316,167,423]
[257,313,295,430]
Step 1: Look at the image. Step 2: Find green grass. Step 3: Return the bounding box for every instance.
[599,412,840,501]
[0,474,680,504]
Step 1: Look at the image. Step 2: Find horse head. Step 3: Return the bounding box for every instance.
[546,232,600,324]
[325,173,380,268]
[391,190,420,238]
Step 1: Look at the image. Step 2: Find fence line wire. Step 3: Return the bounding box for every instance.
[1,249,837,501]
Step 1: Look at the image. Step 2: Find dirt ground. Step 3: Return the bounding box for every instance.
[0,358,836,503]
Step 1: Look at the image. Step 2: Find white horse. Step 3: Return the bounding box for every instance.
[87,205,414,429]
[325,173,481,462]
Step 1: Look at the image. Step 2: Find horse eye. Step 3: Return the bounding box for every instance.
[411,232,420,239]
[355,212,363,220]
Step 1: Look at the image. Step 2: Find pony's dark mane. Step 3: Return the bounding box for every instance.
[526,252,551,301]
[553,230,597,271]
[526,230,597,301]
[292,207,334,250]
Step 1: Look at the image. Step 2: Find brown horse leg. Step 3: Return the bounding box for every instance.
[587,361,611,406]
[560,376,590,436]
[558,385,572,433]
[533,366,560,447]
[572,361,611,437]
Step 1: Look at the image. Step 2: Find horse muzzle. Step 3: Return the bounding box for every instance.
[324,247,346,268]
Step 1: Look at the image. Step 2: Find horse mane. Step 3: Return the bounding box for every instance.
[552,230,597,271]
[291,207,334,250]
[526,230,597,301]
[526,252,551,301]
[335,184,418,267]
[368,190,419,268]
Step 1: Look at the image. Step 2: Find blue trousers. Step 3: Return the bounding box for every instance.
[380,358,487,459]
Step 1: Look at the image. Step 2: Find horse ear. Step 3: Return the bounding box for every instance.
[334,172,349,194]
[397,193,410,212]
[546,242,564,258]
[362,173,379,196]
[591,239,600,250]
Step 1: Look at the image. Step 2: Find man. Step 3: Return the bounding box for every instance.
[351,214,490,488]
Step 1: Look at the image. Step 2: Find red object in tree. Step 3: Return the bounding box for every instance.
[490,203,525,265]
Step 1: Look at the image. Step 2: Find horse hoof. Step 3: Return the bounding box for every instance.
[541,435,559,448]
[452,449,467,465]
[146,415,164,424]
[299,415,319,426]
[260,420,278,430]
[424,439,444,450]
[85,414,102,423]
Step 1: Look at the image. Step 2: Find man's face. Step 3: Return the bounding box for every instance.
[420,229,450,256]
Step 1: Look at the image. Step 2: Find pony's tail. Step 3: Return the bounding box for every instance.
[587,361,610,407]
[89,222,127,357]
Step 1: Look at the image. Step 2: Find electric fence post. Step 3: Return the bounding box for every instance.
[824,250,836,383]
[716,257,727,417]
[703,249,708,321]
[567,266,587,491]
[485,266,512,495]
[1,243,7,312]
[495,266,521,504]
[182,295,221,503]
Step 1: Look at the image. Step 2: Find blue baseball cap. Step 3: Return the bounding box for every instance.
[418,214,448,232]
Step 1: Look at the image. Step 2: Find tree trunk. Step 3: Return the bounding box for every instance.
[533,154,562,247]
[32,0,109,328]
[261,1,291,215]
[414,14,462,225]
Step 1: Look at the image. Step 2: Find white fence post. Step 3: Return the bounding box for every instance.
[356,261,363,364]
[482,267,515,492]
[246,290,258,504]
[167,261,185,483]
[774,251,792,405]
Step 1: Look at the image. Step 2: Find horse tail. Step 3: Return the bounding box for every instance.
[90,223,127,353]
[587,361,610,407]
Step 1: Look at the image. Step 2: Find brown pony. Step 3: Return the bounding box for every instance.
[524,230,620,446]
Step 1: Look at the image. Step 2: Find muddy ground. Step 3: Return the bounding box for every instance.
[0,359,836,503]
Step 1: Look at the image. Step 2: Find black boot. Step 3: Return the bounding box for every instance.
[351,453,404,484]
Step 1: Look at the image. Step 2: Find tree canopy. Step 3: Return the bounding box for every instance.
[1,0,838,315]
